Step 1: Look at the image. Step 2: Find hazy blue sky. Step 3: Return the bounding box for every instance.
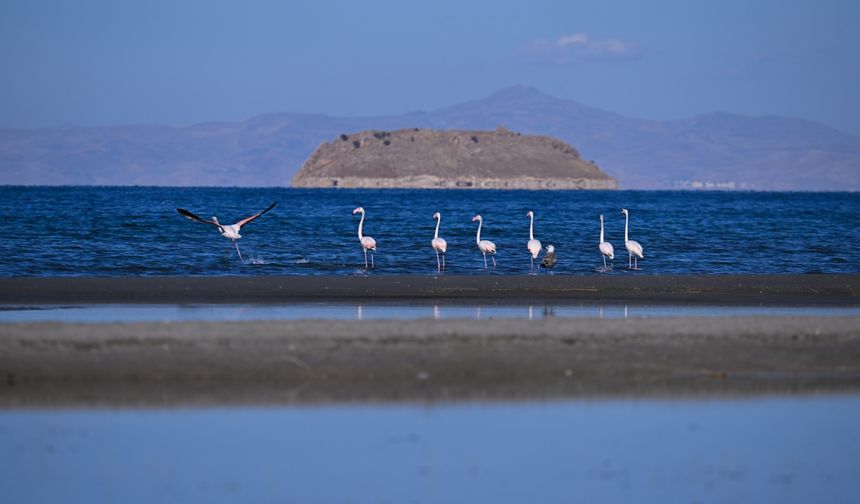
[2,0,859,134]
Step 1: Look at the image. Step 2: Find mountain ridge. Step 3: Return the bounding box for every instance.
[1,85,857,190]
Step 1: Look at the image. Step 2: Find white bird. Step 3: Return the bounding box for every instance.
[471,215,497,269]
[599,214,615,270]
[621,208,644,269]
[431,212,448,272]
[526,210,542,271]
[352,207,377,269]
[176,202,277,261]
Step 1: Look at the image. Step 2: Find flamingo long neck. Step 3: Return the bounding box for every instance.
[476,219,482,244]
[357,212,365,240]
[434,216,441,240]
[624,212,629,242]
[600,217,605,243]
[529,214,535,241]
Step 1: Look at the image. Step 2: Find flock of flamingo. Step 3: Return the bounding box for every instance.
[176,202,645,272]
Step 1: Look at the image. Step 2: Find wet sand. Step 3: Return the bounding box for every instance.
[3,274,860,304]
[2,316,859,408]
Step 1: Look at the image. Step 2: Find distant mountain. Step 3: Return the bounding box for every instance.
[1,85,858,190]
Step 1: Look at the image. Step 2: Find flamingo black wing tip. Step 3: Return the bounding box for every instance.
[177,208,206,223]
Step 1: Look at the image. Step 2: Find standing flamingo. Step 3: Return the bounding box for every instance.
[352,207,377,269]
[431,212,448,272]
[599,214,615,270]
[176,201,277,261]
[621,208,644,269]
[471,215,497,269]
[526,210,542,271]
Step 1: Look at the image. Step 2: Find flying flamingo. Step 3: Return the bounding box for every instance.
[540,244,557,274]
[621,208,644,269]
[176,202,277,261]
[352,207,377,269]
[599,214,615,270]
[431,212,448,272]
[526,210,542,271]
[471,215,497,269]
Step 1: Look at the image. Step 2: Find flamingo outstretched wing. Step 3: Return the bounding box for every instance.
[236,201,278,227]
[177,208,222,230]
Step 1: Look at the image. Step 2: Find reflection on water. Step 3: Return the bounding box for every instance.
[1,395,857,503]
[1,302,859,323]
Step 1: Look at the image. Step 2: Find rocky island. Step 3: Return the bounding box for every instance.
[291,127,618,189]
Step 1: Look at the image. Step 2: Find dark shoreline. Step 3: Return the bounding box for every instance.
[2,274,859,305]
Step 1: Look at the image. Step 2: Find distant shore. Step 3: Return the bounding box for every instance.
[2,274,859,305]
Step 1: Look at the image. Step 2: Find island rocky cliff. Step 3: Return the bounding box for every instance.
[291,127,617,189]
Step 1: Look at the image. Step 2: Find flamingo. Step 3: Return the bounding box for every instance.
[352,207,377,269]
[599,214,615,270]
[540,244,557,273]
[471,215,497,269]
[621,208,644,269]
[431,212,448,272]
[526,210,542,271]
[176,201,277,261]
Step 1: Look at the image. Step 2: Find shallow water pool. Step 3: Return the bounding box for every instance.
[1,394,858,503]
[2,301,860,323]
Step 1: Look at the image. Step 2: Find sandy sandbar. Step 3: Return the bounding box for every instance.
[2,315,859,408]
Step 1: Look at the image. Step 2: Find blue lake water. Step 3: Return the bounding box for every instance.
[0,186,858,276]
[1,395,858,504]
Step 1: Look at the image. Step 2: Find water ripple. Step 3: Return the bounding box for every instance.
[0,187,858,276]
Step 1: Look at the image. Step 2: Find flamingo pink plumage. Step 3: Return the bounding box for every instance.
[599,214,615,270]
[472,215,497,269]
[621,208,644,269]
[526,210,542,271]
[352,207,377,269]
[431,212,448,272]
